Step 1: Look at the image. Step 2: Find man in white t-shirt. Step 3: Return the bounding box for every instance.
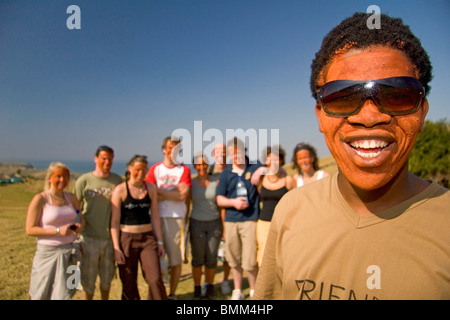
[145,136,192,300]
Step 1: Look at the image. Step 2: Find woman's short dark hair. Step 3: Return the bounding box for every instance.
[310,12,432,98]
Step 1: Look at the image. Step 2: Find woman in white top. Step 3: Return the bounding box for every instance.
[292,143,329,187]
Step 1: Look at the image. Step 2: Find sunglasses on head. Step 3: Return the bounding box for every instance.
[317,76,425,117]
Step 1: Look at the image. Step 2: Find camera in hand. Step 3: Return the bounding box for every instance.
[69,224,77,230]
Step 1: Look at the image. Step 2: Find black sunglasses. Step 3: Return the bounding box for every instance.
[317,76,425,117]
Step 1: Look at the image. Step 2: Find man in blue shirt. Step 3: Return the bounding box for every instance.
[216,137,260,300]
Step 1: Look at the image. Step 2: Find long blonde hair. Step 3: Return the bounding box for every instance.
[44,162,70,190]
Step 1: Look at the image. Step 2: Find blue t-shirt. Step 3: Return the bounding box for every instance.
[216,163,260,222]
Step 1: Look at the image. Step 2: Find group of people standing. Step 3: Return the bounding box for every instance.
[25,136,327,300]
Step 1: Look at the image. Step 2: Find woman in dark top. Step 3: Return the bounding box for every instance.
[111,155,167,300]
[256,146,296,265]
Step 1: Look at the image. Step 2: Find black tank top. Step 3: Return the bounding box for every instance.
[120,182,151,225]
[259,185,288,221]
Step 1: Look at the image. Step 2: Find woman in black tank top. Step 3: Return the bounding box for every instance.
[259,185,289,221]
[111,155,167,300]
[255,146,296,266]
[120,180,152,225]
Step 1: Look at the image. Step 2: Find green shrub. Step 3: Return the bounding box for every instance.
[409,119,449,188]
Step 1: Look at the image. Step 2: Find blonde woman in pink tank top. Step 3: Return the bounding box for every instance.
[26,162,85,299]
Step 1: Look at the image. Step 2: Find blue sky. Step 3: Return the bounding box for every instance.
[1,0,449,164]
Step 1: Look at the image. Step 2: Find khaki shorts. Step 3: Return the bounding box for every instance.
[224,220,257,271]
[256,219,271,266]
[161,217,185,267]
[79,235,116,295]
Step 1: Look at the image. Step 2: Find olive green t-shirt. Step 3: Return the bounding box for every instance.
[74,172,123,239]
[254,173,450,300]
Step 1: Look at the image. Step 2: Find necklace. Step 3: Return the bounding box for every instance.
[129,182,144,192]
[49,191,66,205]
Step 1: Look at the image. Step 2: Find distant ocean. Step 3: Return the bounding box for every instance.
[18,159,195,175]
[25,159,130,175]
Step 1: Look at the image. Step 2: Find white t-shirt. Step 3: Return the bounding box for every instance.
[297,170,325,187]
[145,162,192,218]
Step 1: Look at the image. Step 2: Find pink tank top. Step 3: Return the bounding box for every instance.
[37,192,77,246]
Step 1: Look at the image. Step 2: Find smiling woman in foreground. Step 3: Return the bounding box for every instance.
[26,162,84,300]
[253,12,449,300]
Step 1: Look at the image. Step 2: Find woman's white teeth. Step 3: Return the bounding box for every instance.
[349,140,388,158]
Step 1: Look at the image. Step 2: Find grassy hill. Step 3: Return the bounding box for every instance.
[283,155,338,176]
[0,161,81,181]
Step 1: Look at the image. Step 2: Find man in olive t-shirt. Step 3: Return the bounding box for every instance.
[74,145,122,300]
